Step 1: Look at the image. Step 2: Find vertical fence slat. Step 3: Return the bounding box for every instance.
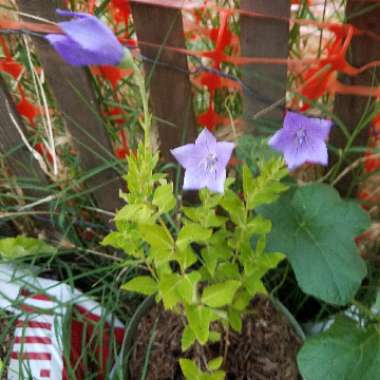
[240,0,290,134]
[0,77,48,195]
[0,76,53,222]
[330,1,380,196]
[130,1,197,161]
[16,0,124,217]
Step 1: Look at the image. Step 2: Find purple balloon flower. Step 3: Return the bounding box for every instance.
[171,129,234,193]
[269,111,333,171]
[45,10,124,66]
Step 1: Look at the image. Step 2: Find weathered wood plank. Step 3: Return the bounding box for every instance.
[0,76,50,206]
[240,0,291,134]
[0,76,65,236]
[16,0,124,216]
[329,0,380,196]
[130,1,197,161]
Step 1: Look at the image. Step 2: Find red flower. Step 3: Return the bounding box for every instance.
[298,24,357,110]
[93,65,132,89]
[104,107,126,125]
[16,95,41,127]
[110,0,131,24]
[197,103,229,130]
[0,57,23,80]
[34,143,53,163]
[115,147,129,159]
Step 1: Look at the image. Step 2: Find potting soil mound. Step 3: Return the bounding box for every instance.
[129,296,301,380]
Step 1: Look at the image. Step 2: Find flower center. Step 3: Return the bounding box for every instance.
[296,128,307,146]
[203,152,218,175]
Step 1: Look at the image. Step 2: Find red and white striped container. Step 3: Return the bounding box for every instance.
[0,264,125,380]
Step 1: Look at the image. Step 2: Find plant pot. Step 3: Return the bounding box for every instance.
[123,295,304,380]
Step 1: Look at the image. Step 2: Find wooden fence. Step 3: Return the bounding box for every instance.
[0,0,379,233]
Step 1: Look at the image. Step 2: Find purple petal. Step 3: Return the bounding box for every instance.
[205,169,226,193]
[269,111,332,171]
[47,10,124,66]
[45,34,101,66]
[183,167,207,190]
[215,141,235,168]
[268,129,290,152]
[308,118,333,141]
[285,111,332,142]
[195,129,217,153]
[56,9,89,18]
[171,144,208,171]
[170,144,196,168]
[172,129,232,193]
[283,138,328,170]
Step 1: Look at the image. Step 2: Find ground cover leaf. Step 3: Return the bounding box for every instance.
[298,317,380,380]
[258,184,369,305]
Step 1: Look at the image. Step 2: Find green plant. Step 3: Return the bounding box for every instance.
[102,61,289,379]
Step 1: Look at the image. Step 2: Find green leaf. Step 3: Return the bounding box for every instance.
[183,207,227,228]
[258,184,369,305]
[201,244,230,277]
[207,357,223,371]
[199,188,223,208]
[214,263,240,282]
[176,246,197,271]
[122,276,157,295]
[227,307,242,333]
[185,304,215,344]
[153,183,176,213]
[298,317,380,380]
[243,159,288,210]
[243,252,284,296]
[232,289,251,311]
[201,280,241,308]
[236,135,280,175]
[150,248,173,265]
[177,223,212,250]
[158,273,182,309]
[245,216,272,236]
[209,331,221,343]
[0,236,56,259]
[244,251,285,278]
[180,359,202,379]
[139,224,173,251]
[244,277,267,296]
[177,271,201,304]
[204,371,225,380]
[219,190,245,226]
[114,203,154,224]
[181,325,196,351]
[101,229,144,258]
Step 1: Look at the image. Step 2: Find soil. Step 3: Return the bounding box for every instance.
[0,314,15,380]
[129,296,302,380]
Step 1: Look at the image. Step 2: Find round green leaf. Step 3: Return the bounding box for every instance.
[0,236,56,259]
[298,317,380,380]
[258,184,369,305]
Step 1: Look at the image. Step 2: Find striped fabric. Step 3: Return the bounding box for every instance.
[0,264,125,380]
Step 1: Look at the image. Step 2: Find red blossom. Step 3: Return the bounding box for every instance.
[0,57,23,80]
[92,65,132,89]
[34,143,53,163]
[16,95,41,127]
[110,0,131,24]
[298,24,358,110]
[115,147,129,159]
[197,103,229,130]
[104,107,126,125]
